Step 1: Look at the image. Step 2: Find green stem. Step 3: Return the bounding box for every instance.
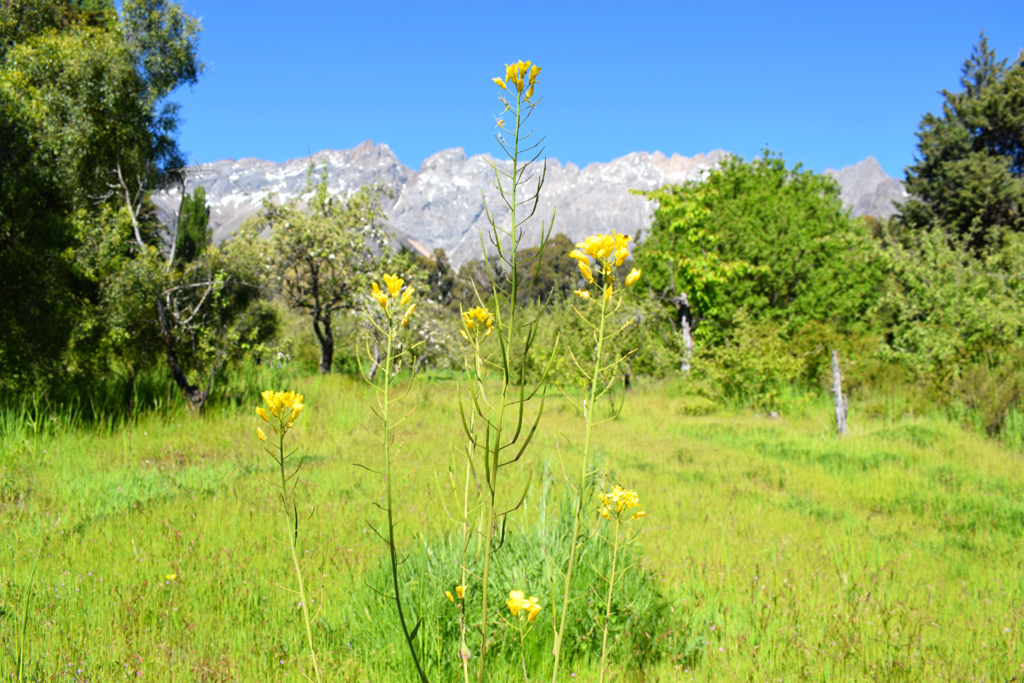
[518,621,531,683]
[551,285,610,682]
[278,428,322,683]
[599,519,622,683]
[477,87,524,683]
[382,320,429,683]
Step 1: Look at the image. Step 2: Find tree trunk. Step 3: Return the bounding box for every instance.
[156,297,207,413]
[832,350,847,437]
[313,310,334,374]
[677,293,694,372]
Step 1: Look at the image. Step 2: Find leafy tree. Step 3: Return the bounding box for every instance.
[175,186,211,263]
[636,151,884,354]
[242,171,390,374]
[900,35,1024,253]
[0,0,203,391]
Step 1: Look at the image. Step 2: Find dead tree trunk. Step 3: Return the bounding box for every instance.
[832,350,847,437]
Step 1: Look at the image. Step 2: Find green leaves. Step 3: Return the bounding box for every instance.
[901,34,1024,253]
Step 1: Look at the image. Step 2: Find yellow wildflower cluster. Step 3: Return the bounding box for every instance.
[255,390,305,441]
[506,590,542,622]
[445,584,468,603]
[570,232,642,301]
[460,306,494,342]
[599,485,646,522]
[370,273,416,326]
[492,60,541,99]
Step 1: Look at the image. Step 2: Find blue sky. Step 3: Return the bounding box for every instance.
[170,0,1023,179]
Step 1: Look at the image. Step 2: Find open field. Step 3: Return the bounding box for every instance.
[2,374,1023,681]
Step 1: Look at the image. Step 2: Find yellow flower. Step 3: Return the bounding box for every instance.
[400,287,414,306]
[445,590,454,603]
[574,289,590,299]
[507,590,525,616]
[604,284,613,301]
[401,304,416,327]
[505,63,515,82]
[456,585,466,600]
[525,85,534,100]
[460,329,469,340]
[625,268,642,286]
[522,596,542,622]
[257,427,267,441]
[383,273,404,297]
[529,64,541,85]
[568,249,590,263]
[613,232,632,266]
[578,259,594,283]
[166,574,177,581]
[255,407,269,422]
[371,282,388,309]
[601,507,611,520]
[631,511,646,521]
[492,77,507,90]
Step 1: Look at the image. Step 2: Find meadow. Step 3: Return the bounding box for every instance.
[2,373,1023,682]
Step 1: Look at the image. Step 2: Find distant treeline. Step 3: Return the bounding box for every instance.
[1,6,1022,435]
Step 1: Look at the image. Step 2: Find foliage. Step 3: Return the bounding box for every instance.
[694,309,804,411]
[174,186,211,264]
[240,170,390,374]
[0,0,202,392]
[636,151,885,343]
[900,34,1024,253]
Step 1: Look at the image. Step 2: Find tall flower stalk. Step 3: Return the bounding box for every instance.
[596,485,646,683]
[362,274,427,682]
[550,235,642,681]
[460,60,557,682]
[255,390,322,683]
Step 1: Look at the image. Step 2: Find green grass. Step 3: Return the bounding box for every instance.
[2,374,1023,681]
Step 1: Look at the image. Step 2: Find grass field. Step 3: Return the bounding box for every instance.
[2,373,1023,681]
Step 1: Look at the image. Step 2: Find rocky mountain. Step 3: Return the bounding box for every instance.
[825,156,907,219]
[153,142,905,268]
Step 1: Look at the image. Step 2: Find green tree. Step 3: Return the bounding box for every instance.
[242,171,390,374]
[636,151,884,362]
[175,186,211,264]
[900,35,1024,253]
[0,0,203,390]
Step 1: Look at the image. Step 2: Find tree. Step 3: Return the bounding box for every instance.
[635,151,884,360]
[900,35,1024,253]
[243,171,390,374]
[0,0,204,392]
[175,186,211,263]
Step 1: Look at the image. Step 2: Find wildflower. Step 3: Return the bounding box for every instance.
[604,284,613,301]
[578,260,594,283]
[625,268,642,287]
[613,232,631,267]
[401,304,416,327]
[166,574,177,581]
[525,85,534,100]
[507,590,525,616]
[456,585,466,600]
[400,287,415,306]
[569,249,589,263]
[529,64,541,85]
[371,281,388,309]
[383,273,404,297]
[492,77,507,90]
[521,596,542,622]
[445,591,454,603]
[631,511,646,521]
[257,391,305,437]
[574,289,590,300]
